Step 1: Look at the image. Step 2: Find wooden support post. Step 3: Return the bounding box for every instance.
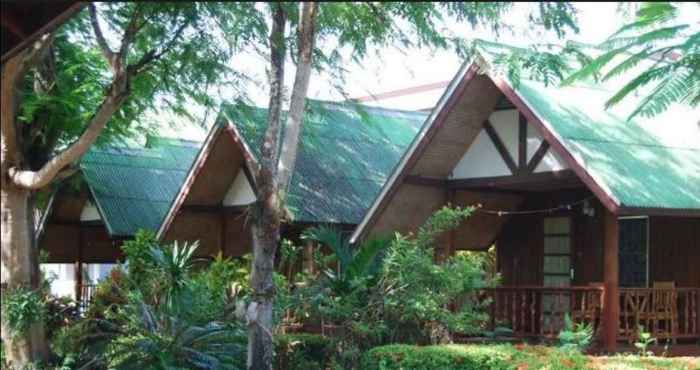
[75,228,83,303]
[220,211,226,256]
[303,241,315,275]
[602,208,619,352]
[447,189,456,258]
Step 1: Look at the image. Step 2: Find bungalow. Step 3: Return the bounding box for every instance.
[157,100,425,258]
[38,137,200,300]
[40,100,425,302]
[350,49,700,350]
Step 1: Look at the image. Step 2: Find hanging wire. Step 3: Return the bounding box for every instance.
[473,196,596,216]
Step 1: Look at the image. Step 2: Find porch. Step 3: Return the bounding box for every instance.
[483,285,700,342]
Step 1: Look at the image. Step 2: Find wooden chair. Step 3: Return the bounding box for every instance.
[652,281,678,342]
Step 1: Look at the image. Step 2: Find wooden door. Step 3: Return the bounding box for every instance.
[542,217,573,331]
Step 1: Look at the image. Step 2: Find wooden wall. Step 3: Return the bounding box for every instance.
[163,210,252,258]
[649,216,700,288]
[496,190,699,288]
[41,223,124,263]
[496,189,603,286]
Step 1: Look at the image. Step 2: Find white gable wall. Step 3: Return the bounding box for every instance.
[450,109,569,179]
[451,130,512,178]
[490,109,519,162]
[535,149,569,173]
[223,171,256,206]
[80,201,101,221]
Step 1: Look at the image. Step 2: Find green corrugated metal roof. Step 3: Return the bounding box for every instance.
[224,100,427,224]
[514,80,700,211]
[478,42,700,211]
[80,137,200,236]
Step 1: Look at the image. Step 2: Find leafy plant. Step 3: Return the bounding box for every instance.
[120,230,160,281]
[302,226,389,295]
[279,239,302,282]
[1,287,47,337]
[378,206,486,343]
[147,240,199,310]
[558,314,593,352]
[103,295,247,370]
[563,2,700,119]
[635,325,657,357]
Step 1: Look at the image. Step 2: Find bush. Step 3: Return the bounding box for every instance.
[361,344,512,370]
[1,286,47,337]
[275,333,333,370]
[361,344,590,370]
[558,314,593,352]
[378,206,489,343]
[49,231,249,369]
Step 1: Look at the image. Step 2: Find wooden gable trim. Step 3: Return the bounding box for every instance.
[526,141,550,174]
[491,77,622,215]
[350,63,482,243]
[404,175,446,187]
[156,123,224,240]
[447,169,578,190]
[484,119,518,175]
[518,113,527,171]
[157,117,259,240]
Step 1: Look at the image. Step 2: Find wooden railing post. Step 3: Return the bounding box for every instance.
[602,209,619,352]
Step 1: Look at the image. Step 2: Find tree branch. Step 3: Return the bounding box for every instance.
[1,33,55,170]
[129,17,190,75]
[88,3,117,71]
[118,4,143,59]
[277,2,318,198]
[8,75,129,190]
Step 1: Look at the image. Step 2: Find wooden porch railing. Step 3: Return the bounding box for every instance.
[483,286,700,340]
[482,286,605,338]
[619,288,699,341]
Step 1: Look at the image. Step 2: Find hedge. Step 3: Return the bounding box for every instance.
[361,344,515,370]
[274,333,333,370]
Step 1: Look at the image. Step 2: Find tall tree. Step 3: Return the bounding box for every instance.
[0,3,261,366]
[242,3,578,369]
[493,2,699,119]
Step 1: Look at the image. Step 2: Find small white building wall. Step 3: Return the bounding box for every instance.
[222,171,256,206]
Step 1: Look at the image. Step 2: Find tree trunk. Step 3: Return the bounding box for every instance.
[247,4,287,370]
[1,43,49,368]
[1,183,48,364]
[277,2,319,196]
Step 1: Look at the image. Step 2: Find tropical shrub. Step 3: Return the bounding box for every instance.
[557,314,593,353]
[274,333,333,370]
[1,287,47,338]
[48,231,249,369]
[361,344,591,370]
[288,206,491,368]
[635,325,657,357]
[378,206,489,343]
[361,344,513,370]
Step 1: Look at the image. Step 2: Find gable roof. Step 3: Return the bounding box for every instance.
[226,100,427,224]
[80,137,200,237]
[158,100,427,237]
[352,45,700,242]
